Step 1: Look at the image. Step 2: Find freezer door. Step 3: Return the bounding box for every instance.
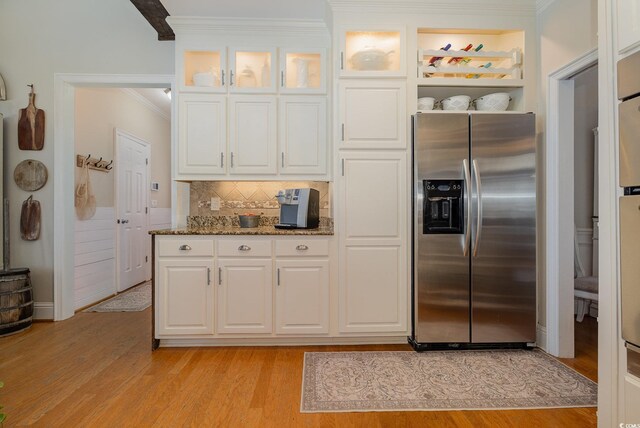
[620,195,640,347]
[413,113,470,343]
[470,113,536,343]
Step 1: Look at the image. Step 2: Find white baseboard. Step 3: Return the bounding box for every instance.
[536,324,547,351]
[34,302,54,320]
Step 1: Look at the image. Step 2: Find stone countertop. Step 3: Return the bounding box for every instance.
[149,225,334,236]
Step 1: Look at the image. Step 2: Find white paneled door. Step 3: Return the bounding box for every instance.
[116,129,150,292]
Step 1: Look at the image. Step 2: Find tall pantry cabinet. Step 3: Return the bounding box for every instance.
[334,26,409,334]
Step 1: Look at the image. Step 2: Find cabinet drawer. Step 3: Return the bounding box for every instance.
[218,240,272,257]
[275,239,329,257]
[158,238,215,257]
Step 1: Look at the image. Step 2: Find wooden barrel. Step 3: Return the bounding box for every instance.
[0,268,33,337]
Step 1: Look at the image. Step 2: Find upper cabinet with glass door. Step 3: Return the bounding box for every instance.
[338,27,406,77]
[180,47,277,93]
[229,48,277,93]
[279,48,327,94]
[182,48,227,93]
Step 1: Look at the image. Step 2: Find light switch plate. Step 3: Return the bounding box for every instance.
[210,197,221,211]
[151,200,158,208]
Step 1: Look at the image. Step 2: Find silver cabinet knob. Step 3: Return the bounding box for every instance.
[296,245,309,251]
[179,244,192,251]
[238,245,251,251]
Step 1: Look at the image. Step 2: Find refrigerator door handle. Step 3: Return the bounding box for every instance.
[473,159,483,257]
[463,159,472,256]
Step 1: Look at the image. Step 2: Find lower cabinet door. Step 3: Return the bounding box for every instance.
[217,259,273,334]
[339,245,407,333]
[275,260,329,334]
[157,259,214,336]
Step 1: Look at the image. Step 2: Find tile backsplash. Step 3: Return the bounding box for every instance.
[190,181,331,217]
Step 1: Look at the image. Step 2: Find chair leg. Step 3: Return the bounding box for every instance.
[576,298,587,322]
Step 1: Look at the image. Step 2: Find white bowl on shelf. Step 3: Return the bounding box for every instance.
[441,95,470,111]
[417,97,436,110]
[473,92,512,111]
[192,72,216,87]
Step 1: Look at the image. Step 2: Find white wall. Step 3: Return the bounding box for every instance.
[75,87,172,208]
[0,0,173,306]
[573,65,598,276]
[536,0,598,326]
[573,65,598,231]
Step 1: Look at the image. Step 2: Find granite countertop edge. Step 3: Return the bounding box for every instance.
[149,226,334,236]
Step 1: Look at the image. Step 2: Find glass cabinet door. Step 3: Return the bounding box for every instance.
[339,27,406,77]
[279,49,326,94]
[229,48,277,93]
[182,48,226,93]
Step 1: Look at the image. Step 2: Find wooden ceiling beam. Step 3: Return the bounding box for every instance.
[130,0,175,41]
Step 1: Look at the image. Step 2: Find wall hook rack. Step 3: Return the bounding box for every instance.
[76,154,113,173]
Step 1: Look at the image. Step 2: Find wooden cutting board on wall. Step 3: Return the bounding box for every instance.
[20,196,41,241]
[18,85,45,151]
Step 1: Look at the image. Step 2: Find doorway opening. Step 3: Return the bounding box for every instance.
[545,49,598,361]
[54,74,177,320]
[73,87,171,310]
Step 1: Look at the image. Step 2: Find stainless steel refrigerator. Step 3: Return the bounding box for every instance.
[410,112,537,350]
[618,50,640,378]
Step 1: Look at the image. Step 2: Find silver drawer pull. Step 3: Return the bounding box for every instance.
[238,245,251,251]
[296,245,309,251]
[179,245,192,251]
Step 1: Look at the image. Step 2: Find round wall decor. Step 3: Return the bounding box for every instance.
[14,159,48,191]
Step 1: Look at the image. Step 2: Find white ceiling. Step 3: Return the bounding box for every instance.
[160,0,327,20]
[129,88,171,118]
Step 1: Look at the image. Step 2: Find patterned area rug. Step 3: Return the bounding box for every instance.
[84,282,151,312]
[301,350,597,413]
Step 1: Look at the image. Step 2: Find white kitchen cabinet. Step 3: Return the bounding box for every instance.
[337,151,408,333]
[338,151,407,244]
[228,96,278,175]
[275,259,329,334]
[217,258,273,334]
[157,258,214,336]
[279,48,327,94]
[180,47,227,93]
[340,245,405,332]
[178,94,226,175]
[617,0,640,53]
[279,96,327,175]
[338,80,407,149]
[338,27,406,77]
[229,48,277,93]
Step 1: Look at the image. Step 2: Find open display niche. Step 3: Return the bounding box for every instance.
[417,28,524,86]
[416,86,525,113]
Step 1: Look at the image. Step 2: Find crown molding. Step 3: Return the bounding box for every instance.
[327,0,536,16]
[120,88,170,121]
[536,0,556,14]
[166,17,329,38]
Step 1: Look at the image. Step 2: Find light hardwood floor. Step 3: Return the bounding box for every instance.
[0,311,597,427]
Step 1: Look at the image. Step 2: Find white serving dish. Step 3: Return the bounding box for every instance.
[441,95,470,111]
[417,97,436,110]
[473,92,511,111]
[349,48,394,71]
[192,72,216,87]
